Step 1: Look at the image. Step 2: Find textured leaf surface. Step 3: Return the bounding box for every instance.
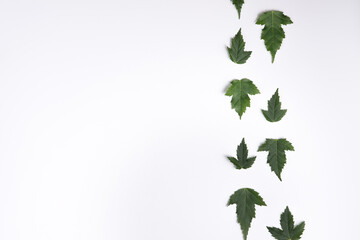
[227,138,256,169]
[227,29,252,64]
[225,79,260,119]
[231,0,245,19]
[267,206,305,240]
[228,188,266,240]
[257,138,294,181]
[262,89,287,122]
[256,10,293,63]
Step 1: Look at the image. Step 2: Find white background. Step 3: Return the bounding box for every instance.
[0,0,359,239]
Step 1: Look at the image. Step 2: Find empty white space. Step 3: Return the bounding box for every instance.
[0,0,359,239]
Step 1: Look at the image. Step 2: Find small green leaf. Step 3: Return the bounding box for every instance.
[256,10,293,63]
[228,188,266,240]
[262,89,287,122]
[267,206,305,240]
[227,28,252,64]
[257,138,294,181]
[227,138,256,169]
[230,0,245,19]
[225,79,260,119]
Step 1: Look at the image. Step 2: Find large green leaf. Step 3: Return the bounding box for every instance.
[256,10,293,63]
[262,89,287,122]
[267,206,305,240]
[257,138,294,181]
[228,188,266,240]
[225,79,260,119]
[227,28,252,64]
[230,0,245,19]
[227,138,256,169]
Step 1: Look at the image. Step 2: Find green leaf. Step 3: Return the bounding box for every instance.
[230,0,245,19]
[227,138,256,169]
[225,79,260,119]
[257,138,294,181]
[228,188,266,240]
[267,206,305,240]
[256,10,293,63]
[262,89,287,122]
[227,28,252,64]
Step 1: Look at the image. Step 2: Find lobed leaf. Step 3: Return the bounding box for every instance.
[256,10,293,63]
[230,0,245,19]
[258,138,294,181]
[228,188,266,240]
[225,79,260,119]
[227,28,252,64]
[226,138,256,169]
[262,89,287,122]
[267,206,305,240]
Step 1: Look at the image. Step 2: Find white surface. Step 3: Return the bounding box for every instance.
[0,0,359,239]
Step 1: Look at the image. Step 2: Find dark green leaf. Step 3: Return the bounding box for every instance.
[256,10,293,63]
[227,28,252,64]
[227,138,256,169]
[267,206,305,240]
[257,138,294,181]
[262,89,287,122]
[228,188,266,240]
[225,79,260,119]
[230,0,245,19]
